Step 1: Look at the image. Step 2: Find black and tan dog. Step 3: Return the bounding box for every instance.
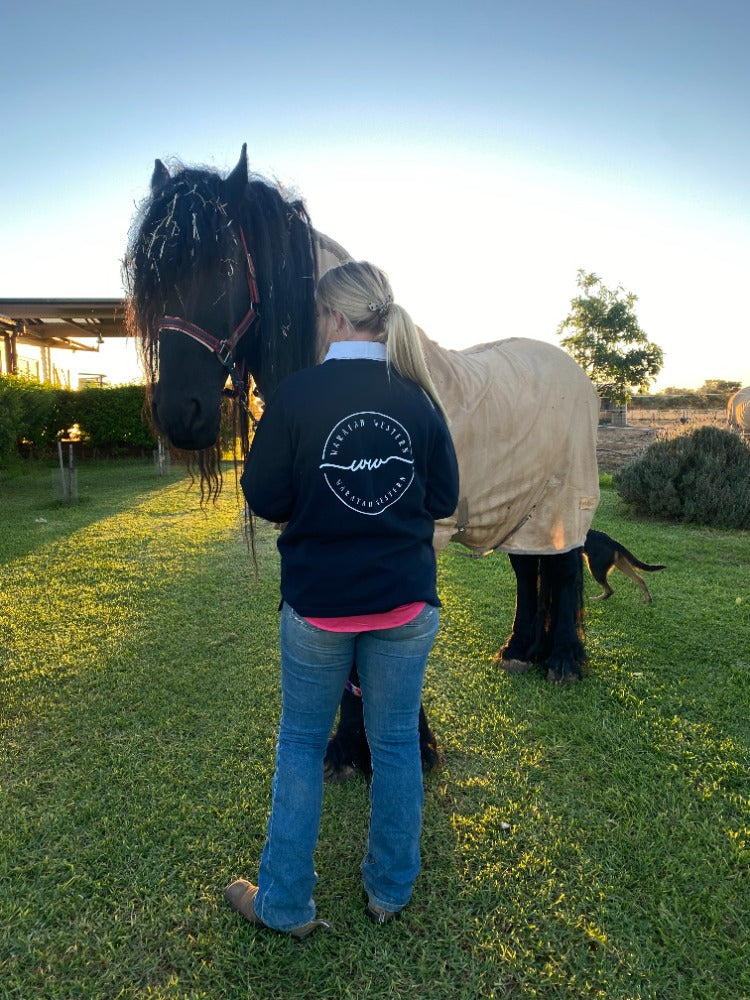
[583,529,666,603]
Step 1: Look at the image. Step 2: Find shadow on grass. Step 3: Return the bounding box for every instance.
[0,458,198,565]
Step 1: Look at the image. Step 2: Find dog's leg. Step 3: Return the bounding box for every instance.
[613,554,652,603]
[585,554,614,600]
[592,572,614,601]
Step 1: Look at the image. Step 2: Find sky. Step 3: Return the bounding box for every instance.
[1,0,748,391]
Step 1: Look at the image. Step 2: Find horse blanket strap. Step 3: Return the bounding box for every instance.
[345,679,363,698]
[454,497,469,532]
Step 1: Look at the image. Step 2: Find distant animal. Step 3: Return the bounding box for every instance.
[727,387,750,435]
[583,529,665,603]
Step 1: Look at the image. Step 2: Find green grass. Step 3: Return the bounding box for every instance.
[1,462,748,999]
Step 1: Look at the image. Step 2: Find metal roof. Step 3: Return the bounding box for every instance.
[0,299,127,352]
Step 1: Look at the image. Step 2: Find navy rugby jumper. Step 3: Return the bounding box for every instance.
[241,346,459,617]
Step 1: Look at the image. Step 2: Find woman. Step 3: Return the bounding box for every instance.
[225,261,459,938]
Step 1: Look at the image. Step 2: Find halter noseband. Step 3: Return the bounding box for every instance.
[157,227,259,413]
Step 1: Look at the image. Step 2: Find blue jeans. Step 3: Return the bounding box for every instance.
[253,601,440,931]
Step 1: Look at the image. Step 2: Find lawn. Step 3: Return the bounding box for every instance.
[1,459,748,999]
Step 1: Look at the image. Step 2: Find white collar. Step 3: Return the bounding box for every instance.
[323,341,387,362]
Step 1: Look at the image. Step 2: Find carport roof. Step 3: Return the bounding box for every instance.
[0,299,127,352]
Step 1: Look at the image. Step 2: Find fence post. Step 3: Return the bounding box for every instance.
[154,436,171,476]
[57,441,67,502]
[55,439,78,503]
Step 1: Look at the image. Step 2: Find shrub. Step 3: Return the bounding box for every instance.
[614,426,750,528]
[74,385,155,450]
[17,381,68,451]
[0,378,155,465]
[0,375,23,464]
[0,376,72,463]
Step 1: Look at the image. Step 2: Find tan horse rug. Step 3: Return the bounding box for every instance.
[314,230,600,558]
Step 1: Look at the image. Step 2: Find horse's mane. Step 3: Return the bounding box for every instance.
[124,163,318,396]
[123,160,319,499]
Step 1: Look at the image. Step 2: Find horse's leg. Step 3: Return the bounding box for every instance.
[324,665,440,781]
[418,703,440,773]
[498,550,586,682]
[496,553,541,671]
[324,666,371,783]
[541,548,587,685]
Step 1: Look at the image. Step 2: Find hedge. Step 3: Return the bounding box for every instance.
[0,377,156,465]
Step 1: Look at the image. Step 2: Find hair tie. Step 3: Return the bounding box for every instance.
[367,294,392,320]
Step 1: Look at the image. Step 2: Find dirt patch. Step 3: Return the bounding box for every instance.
[596,411,727,473]
[596,425,661,473]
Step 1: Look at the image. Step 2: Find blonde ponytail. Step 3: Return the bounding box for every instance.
[317,261,448,420]
[382,305,447,421]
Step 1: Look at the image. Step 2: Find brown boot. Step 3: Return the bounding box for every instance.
[224,879,329,940]
[365,892,402,925]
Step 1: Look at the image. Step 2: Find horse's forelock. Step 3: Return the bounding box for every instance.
[125,166,240,372]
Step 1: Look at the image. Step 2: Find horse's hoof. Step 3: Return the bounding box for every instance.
[323,762,358,784]
[496,656,536,673]
[546,667,580,685]
[420,746,440,773]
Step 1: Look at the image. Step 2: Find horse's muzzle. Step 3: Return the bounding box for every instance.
[152,386,220,451]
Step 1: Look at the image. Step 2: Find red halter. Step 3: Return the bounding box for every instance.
[157,228,259,411]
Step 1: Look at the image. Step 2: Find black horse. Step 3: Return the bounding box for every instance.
[125,145,600,777]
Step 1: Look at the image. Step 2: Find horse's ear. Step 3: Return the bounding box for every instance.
[151,159,170,194]
[224,143,248,205]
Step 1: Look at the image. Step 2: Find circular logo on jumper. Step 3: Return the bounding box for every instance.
[319,411,415,515]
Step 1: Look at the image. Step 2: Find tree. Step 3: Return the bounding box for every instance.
[557,270,664,405]
[698,379,742,395]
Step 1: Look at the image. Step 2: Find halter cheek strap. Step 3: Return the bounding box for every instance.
[157,227,259,414]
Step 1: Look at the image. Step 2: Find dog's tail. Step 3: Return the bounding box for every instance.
[618,546,666,573]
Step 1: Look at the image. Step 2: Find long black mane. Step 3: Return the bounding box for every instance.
[125,163,319,398]
[124,158,319,499]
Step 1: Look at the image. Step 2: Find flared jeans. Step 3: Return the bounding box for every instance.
[254,601,440,931]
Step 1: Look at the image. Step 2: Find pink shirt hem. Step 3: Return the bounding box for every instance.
[304,601,427,632]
